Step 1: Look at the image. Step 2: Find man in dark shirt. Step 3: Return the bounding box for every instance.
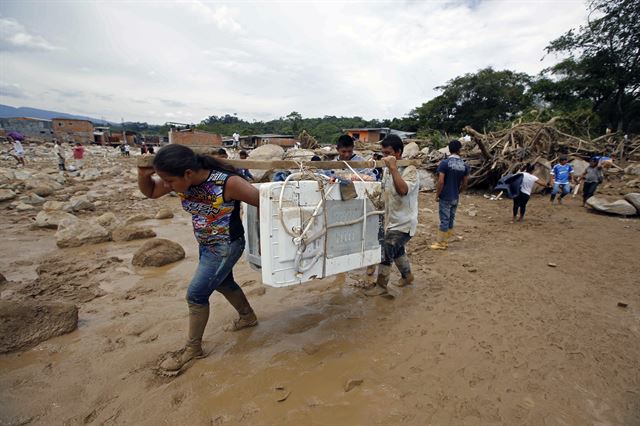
[431,140,469,250]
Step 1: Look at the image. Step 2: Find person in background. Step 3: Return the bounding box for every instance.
[123,143,131,157]
[550,155,575,204]
[73,142,85,169]
[141,143,148,154]
[137,144,260,375]
[430,140,469,250]
[53,140,66,171]
[148,144,155,154]
[7,134,26,167]
[580,157,604,206]
[237,150,254,181]
[365,134,419,297]
[215,148,228,159]
[232,132,240,148]
[372,153,384,181]
[335,134,375,179]
[511,163,547,223]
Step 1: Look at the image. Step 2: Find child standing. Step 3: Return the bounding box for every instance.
[73,143,85,169]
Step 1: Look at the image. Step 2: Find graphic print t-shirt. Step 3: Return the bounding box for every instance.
[179,170,243,246]
[551,164,574,184]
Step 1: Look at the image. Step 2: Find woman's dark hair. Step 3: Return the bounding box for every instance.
[311,155,321,161]
[525,163,535,173]
[380,134,404,154]
[153,144,237,177]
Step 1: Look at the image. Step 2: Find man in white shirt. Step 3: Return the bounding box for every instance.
[512,163,547,222]
[366,135,419,298]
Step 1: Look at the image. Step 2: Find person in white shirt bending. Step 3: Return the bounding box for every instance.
[512,163,548,223]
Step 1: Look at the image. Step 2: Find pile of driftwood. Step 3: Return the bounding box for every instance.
[419,119,639,188]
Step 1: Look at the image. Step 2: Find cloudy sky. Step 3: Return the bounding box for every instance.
[0,1,587,124]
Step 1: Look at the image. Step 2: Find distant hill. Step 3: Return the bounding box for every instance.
[0,104,114,125]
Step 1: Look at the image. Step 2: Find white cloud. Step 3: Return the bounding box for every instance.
[0,81,28,98]
[0,1,588,123]
[0,17,59,51]
[187,2,241,33]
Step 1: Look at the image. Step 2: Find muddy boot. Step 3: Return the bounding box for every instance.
[430,230,448,250]
[218,287,258,332]
[394,255,414,287]
[158,302,209,376]
[366,265,376,276]
[365,264,392,296]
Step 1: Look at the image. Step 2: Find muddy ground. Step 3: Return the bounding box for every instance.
[0,149,639,425]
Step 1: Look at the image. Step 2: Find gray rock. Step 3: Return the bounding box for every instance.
[111,225,156,242]
[15,202,35,211]
[42,200,67,211]
[402,142,420,159]
[32,186,54,197]
[55,220,111,248]
[624,164,640,176]
[623,193,640,213]
[132,238,185,267]
[68,195,95,212]
[283,149,316,161]
[248,144,284,161]
[586,196,638,216]
[95,212,118,229]
[417,169,436,192]
[79,168,101,181]
[125,213,152,225]
[0,300,78,353]
[0,189,16,202]
[21,193,46,206]
[35,211,78,229]
[155,208,174,219]
[569,159,590,178]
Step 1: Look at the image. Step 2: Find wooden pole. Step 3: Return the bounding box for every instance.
[137,155,422,170]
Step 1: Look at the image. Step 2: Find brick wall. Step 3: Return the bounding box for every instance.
[52,119,94,143]
[170,130,222,147]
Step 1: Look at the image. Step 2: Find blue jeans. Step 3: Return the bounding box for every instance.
[438,198,459,232]
[187,238,245,305]
[381,230,411,266]
[551,182,571,196]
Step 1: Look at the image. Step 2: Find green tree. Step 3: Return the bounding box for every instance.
[412,67,533,133]
[544,0,640,132]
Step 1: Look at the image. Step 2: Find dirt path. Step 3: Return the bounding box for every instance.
[1,190,639,425]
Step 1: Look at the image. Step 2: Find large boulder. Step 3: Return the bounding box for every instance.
[132,238,185,267]
[402,142,420,159]
[284,149,316,161]
[417,169,436,192]
[586,196,638,216]
[0,300,78,353]
[0,189,16,202]
[623,193,640,213]
[111,225,156,242]
[55,220,111,248]
[569,159,590,178]
[32,186,54,197]
[35,210,78,229]
[248,144,284,160]
[67,195,95,212]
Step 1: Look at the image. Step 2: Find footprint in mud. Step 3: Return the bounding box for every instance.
[283,313,326,334]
